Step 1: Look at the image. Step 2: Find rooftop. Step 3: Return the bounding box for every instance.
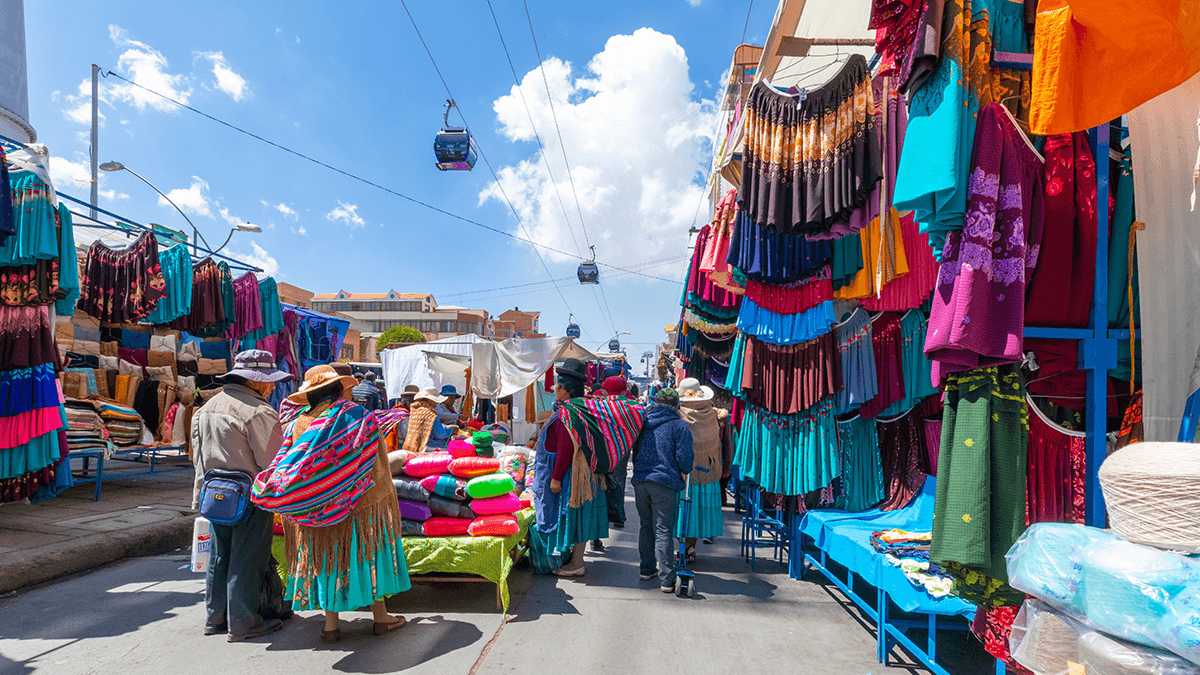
[311,291,432,300]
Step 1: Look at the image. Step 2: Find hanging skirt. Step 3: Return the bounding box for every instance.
[877,310,939,417]
[931,365,1028,606]
[859,312,906,418]
[834,307,879,413]
[551,469,609,553]
[731,399,839,496]
[675,481,723,539]
[736,298,837,346]
[835,416,885,512]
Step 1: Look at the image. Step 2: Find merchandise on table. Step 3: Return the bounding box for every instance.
[1007,523,1200,665]
[1099,442,1200,554]
[1009,598,1200,675]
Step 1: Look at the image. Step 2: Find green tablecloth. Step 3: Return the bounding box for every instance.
[272,508,533,612]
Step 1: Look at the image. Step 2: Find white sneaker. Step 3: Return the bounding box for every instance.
[639,572,656,580]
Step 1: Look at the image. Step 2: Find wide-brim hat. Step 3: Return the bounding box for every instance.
[219,349,294,384]
[678,377,714,402]
[555,358,588,383]
[402,384,420,395]
[415,386,447,404]
[439,385,460,397]
[286,364,357,405]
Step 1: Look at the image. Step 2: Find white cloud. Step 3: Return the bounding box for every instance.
[289,225,308,236]
[229,242,279,277]
[686,0,702,5]
[218,206,247,227]
[326,201,365,229]
[260,199,298,219]
[200,51,250,102]
[46,155,128,201]
[105,25,193,112]
[62,80,101,125]
[480,28,717,267]
[161,176,213,217]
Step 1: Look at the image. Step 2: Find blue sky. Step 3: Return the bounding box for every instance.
[24,0,773,364]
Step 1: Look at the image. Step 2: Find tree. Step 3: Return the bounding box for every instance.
[375,325,426,353]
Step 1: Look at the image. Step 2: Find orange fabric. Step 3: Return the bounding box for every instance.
[1031,0,1200,135]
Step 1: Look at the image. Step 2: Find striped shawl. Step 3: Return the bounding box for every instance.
[251,400,379,527]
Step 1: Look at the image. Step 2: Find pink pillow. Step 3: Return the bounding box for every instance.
[423,517,471,537]
[403,452,453,478]
[470,493,520,516]
[449,456,501,478]
[468,514,519,537]
[448,439,477,458]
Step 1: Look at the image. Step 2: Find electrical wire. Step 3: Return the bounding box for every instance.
[484,0,616,336]
[95,67,675,284]
[739,0,756,45]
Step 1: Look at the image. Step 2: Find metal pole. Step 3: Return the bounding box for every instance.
[90,64,99,220]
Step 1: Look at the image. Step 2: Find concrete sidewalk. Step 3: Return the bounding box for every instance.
[0,455,196,595]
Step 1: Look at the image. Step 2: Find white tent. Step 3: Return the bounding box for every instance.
[380,333,490,400]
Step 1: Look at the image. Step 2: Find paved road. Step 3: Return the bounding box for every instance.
[0,506,993,675]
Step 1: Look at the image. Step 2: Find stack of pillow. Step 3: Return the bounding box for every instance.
[393,448,522,537]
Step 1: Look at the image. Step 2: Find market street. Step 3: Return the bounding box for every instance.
[0,506,990,675]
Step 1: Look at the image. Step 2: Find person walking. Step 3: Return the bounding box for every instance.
[675,378,726,561]
[351,372,383,410]
[631,388,694,592]
[251,364,410,643]
[191,349,294,642]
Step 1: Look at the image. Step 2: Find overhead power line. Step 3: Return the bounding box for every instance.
[95,68,675,284]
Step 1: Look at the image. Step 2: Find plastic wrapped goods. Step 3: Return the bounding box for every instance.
[1099,442,1200,553]
[1010,599,1200,675]
[1006,523,1200,664]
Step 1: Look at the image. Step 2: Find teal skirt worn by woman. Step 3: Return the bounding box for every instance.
[285,516,411,613]
[551,468,609,553]
[675,481,723,539]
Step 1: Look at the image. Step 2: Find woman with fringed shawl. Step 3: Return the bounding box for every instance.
[254,364,409,643]
[531,359,644,577]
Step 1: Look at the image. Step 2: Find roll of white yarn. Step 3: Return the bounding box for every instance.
[1099,442,1200,553]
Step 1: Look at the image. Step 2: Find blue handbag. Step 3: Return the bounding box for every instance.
[199,469,254,526]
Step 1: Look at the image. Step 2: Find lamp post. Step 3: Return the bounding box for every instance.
[99,161,211,257]
[100,161,259,263]
[597,330,630,352]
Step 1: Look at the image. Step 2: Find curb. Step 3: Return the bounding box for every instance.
[0,515,194,595]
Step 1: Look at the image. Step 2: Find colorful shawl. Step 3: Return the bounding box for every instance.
[251,400,379,527]
[557,397,645,475]
[370,408,409,437]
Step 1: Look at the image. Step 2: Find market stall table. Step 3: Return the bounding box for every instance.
[272,508,533,613]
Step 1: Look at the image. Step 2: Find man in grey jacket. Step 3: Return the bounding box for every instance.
[191,350,292,642]
[631,388,694,592]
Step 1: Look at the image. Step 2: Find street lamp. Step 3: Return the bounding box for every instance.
[597,330,630,352]
[100,161,258,259]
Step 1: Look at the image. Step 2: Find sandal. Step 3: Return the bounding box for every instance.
[686,545,697,562]
[373,616,407,636]
[320,628,341,643]
[551,565,586,578]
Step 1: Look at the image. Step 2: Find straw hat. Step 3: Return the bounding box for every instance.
[287,364,358,404]
[414,386,447,404]
[678,377,714,402]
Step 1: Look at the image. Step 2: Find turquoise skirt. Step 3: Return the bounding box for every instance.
[286,516,411,613]
[551,469,609,553]
[675,481,723,539]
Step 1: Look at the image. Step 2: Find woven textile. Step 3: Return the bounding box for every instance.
[556,397,645,475]
[252,400,380,527]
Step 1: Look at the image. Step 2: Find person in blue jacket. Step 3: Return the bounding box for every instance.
[631,388,694,592]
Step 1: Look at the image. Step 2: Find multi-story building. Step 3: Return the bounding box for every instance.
[493,308,545,339]
[310,291,490,343]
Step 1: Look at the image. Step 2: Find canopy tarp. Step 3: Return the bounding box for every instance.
[470,337,595,399]
[1128,74,1200,441]
[380,334,490,400]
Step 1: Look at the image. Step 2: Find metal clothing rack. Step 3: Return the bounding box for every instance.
[0,133,262,273]
[994,51,1129,527]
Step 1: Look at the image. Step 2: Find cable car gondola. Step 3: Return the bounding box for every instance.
[608,338,620,352]
[577,245,600,285]
[565,314,581,338]
[434,100,477,171]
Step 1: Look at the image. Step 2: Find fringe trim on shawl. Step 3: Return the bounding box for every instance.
[567,441,606,509]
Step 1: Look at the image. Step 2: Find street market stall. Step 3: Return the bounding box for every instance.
[684,0,1200,672]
